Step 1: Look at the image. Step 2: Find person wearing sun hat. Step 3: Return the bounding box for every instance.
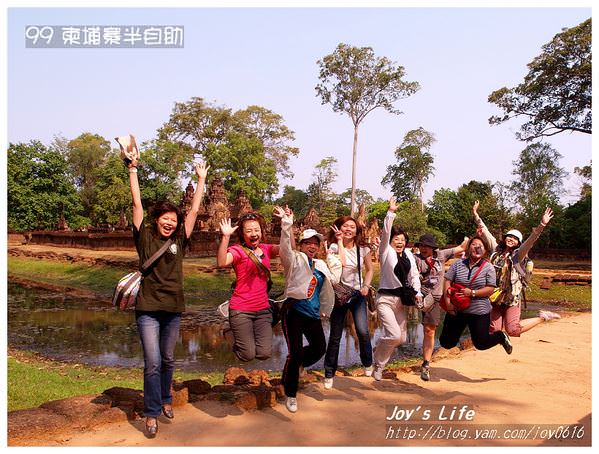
[413,232,469,382]
[472,201,561,346]
[274,206,341,414]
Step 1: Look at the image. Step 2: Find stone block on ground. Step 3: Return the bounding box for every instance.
[172,382,189,407]
[223,367,250,385]
[8,408,70,444]
[248,369,270,385]
[183,379,212,395]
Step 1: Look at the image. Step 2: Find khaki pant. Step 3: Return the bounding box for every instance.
[373,293,408,368]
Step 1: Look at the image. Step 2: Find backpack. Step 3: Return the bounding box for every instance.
[489,251,534,307]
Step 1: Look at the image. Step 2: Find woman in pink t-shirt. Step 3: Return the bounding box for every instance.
[217,212,280,361]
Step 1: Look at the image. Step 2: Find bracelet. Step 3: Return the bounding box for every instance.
[129,167,138,174]
[540,222,547,227]
[472,290,476,298]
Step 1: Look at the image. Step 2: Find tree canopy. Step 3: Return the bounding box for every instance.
[488,18,591,141]
[315,43,419,214]
[381,127,436,209]
[158,97,299,182]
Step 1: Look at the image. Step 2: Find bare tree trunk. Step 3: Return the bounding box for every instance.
[351,124,359,216]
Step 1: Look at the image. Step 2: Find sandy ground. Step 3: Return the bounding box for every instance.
[39,312,591,447]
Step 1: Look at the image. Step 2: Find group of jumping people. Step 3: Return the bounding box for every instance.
[126,155,561,437]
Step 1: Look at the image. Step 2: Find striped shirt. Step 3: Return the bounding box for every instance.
[445,258,496,315]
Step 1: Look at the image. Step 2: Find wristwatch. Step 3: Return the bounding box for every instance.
[472,290,476,298]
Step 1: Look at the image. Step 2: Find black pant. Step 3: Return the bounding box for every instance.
[440,311,504,351]
[281,307,326,398]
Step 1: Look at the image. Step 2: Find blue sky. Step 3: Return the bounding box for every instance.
[6,5,592,205]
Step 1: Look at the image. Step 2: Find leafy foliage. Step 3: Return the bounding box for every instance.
[203,131,277,208]
[488,18,591,140]
[158,97,298,186]
[510,142,567,234]
[381,127,436,207]
[7,141,85,231]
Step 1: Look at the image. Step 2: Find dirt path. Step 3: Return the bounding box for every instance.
[42,312,591,447]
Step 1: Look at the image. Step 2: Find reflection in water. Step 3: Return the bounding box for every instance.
[8,283,443,373]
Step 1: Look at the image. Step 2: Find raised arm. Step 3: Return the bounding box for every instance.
[217,218,237,267]
[472,200,497,251]
[330,225,346,266]
[128,157,143,230]
[516,207,554,262]
[184,162,209,238]
[274,205,294,270]
[380,196,398,257]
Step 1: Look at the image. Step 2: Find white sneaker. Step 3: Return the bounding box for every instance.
[364,365,374,377]
[323,377,334,389]
[539,310,561,321]
[373,365,383,381]
[285,397,298,413]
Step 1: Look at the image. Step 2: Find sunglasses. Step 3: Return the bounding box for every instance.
[239,213,260,221]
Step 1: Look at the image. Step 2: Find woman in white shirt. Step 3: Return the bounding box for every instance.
[323,215,374,389]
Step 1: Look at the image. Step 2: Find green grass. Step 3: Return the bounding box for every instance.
[526,275,591,310]
[7,256,286,308]
[7,349,225,412]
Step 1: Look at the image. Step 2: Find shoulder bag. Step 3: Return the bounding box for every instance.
[112,237,174,311]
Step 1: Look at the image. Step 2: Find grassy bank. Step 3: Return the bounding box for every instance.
[8,255,591,309]
[7,256,286,307]
[7,349,224,412]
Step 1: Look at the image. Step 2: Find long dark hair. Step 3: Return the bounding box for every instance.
[150,201,184,237]
[327,215,366,246]
[236,211,268,245]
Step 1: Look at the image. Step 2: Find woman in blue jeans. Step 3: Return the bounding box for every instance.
[324,216,374,389]
[128,152,208,437]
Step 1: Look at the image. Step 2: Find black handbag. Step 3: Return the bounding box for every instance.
[398,286,417,306]
[332,282,359,306]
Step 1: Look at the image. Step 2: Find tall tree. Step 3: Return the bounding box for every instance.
[66,133,111,219]
[381,127,436,210]
[315,43,420,214]
[510,142,567,232]
[488,18,591,141]
[7,141,85,231]
[158,97,298,182]
[307,156,339,225]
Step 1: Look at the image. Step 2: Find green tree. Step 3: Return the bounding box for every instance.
[158,97,298,183]
[337,188,375,217]
[93,152,131,226]
[427,181,512,244]
[275,185,310,218]
[574,162,591,198]
[306,156,339,226]
[381,127,436,209]
[510,142,567,232]
[136,140,189,207]
[203,131,277,208]
[66,133,111,219]
[7,141,85,231]
[488,18,591,141]
[315,43,420,214]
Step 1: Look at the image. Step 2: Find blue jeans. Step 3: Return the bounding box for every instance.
[324,294,372,378]
[136,311,181,418]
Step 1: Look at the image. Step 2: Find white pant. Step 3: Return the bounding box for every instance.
[373,293,407,368]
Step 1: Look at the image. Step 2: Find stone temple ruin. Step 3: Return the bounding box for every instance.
[30,177,382,257]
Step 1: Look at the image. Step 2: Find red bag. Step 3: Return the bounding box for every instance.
[441,260,487,312]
